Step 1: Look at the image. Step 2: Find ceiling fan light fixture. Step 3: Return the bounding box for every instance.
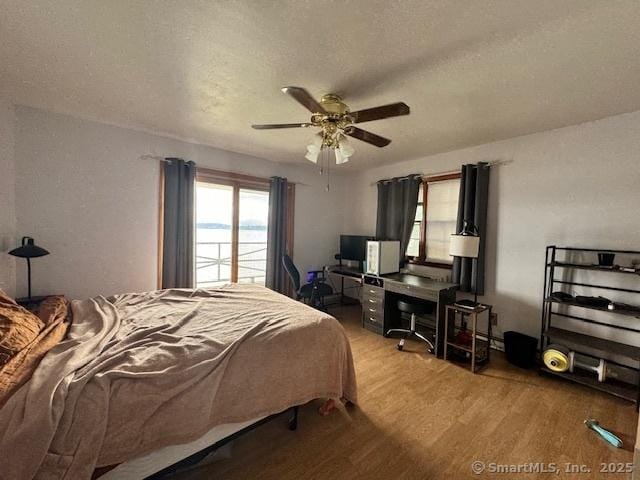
[334,147,349,165]
[306,133,323,154]
[305,148,320,164]
[338,135,355,157]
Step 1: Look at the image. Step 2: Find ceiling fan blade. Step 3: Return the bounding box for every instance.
[350,102,410,123]
[344,126,391,147]
[251,123,313,129]
[281,86,327,114]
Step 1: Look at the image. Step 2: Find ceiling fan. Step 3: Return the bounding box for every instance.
[252,87,410,164]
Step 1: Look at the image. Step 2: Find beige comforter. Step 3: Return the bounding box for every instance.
[0,285,357,479]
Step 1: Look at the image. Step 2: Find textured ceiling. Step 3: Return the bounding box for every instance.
[1,1,640,170]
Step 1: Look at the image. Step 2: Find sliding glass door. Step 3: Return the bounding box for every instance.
[237,188,270,284]
[195,183,235,286]
[195,176,270,287]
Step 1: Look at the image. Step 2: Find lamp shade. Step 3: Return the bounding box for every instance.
[449,234,479,258]
[334,147,350,165]
[8,237,49,258]
[305,149,319,163]
[306,133,323,153]
[338,135,355,157]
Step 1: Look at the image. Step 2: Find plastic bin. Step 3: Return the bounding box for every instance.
[503,331,538,369]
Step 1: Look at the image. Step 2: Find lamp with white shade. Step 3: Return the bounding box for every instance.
[449,221,481,307]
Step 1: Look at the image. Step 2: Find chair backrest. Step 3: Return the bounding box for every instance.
[282,254,300,292]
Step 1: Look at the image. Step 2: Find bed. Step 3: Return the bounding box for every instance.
[0,284,357,480]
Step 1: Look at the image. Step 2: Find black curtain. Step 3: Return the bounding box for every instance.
[161,158,196,289]
[265,177,289,293]
[452,162,490,294]
[375,175,422,262]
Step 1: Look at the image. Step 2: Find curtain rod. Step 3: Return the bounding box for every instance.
[139,155,311,187]
[370,159,512,186]
[140,154,171,162]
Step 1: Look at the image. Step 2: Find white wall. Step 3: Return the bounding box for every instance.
[0,98,16,296]
[14,107,353,300]
[348,110,640,342]
[12,105,640,345]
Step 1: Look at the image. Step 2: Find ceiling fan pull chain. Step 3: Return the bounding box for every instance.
[326,153,331,192]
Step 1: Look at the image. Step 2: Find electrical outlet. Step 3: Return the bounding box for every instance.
[490,312,498,325]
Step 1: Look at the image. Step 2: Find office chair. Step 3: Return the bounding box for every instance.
[386,299,435,353]
[282,254,333,310]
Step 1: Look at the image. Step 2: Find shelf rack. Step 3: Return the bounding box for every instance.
[540,246,640,405]
[444,303,492,373]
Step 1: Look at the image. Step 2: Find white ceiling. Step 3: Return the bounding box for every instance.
[1,1,639,170]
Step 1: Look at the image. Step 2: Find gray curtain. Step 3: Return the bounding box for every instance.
[265,176,289,293]
[162,158,196,289]
[375,175,422,262]
[452,162,490,294]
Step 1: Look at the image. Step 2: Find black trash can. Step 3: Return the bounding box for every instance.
[503,331,538,369]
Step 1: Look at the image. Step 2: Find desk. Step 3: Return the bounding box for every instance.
[326,265,363,304]
[362,273,457,357]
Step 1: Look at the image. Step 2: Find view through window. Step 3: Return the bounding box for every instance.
[407,174,461,265]
[196,181,270,286]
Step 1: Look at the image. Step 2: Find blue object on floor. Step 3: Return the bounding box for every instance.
[584,419,623,448]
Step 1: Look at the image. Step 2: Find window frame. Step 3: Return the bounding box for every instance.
[407,172,461,269]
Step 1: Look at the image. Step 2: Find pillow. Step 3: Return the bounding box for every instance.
[0,295,69,407]
[36,295,71,327]
[0,289,44,366]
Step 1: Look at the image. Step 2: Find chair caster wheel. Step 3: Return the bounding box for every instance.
[397,344,403,351]
[427,348,434,354]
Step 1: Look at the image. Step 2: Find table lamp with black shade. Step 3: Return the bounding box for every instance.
[9,236,50,301]
[450,221,481,308]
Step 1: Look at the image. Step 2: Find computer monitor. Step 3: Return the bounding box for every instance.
[339,235,372,270]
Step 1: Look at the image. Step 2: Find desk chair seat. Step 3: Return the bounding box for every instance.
[282,254,333,310]
[299,282,333,299]
[387,298,435,353]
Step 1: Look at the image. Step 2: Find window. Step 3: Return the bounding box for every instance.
[406,173,461,266]
[194,169,291,287]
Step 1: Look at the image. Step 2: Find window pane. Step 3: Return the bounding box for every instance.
[196,183,233,286]
[425,179,460,263]
[414,204,423,222]
[406,222,421,257]
[238,189,269,285]
[410,221,421,240]
[415,185,424,221]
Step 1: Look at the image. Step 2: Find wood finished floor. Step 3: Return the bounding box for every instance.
[173,305,637,480]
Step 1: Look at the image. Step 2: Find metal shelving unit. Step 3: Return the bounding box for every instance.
[540,246,640,405]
